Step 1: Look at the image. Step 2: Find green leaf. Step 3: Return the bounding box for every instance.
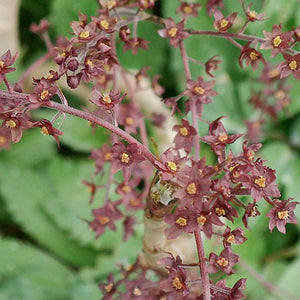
[0,238,75,300]
[0,163,100,267]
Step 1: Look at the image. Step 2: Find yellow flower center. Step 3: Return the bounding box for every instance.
[120,152,130,163]
[268,68,279,78]
[274,90,285,99]
[125,117,134,125]
[6,119,17,128]
[250,51,259,60]
[194,86,205,95]
[40,89,49,100]
[122,185,132,193]
[104,283,113,293]
[250,206,259,217]
[0,60,4,68]
[0,136,6,145]
[186,182,197,195]
[277,210,289,220]
[45,73,54,80]
[247,150,255,161]
[273,35,282,47]
[172,277,183,290]
[218,133,228,142]
[226,234,235,244]
[103,95,112,103]
[104,152,112,160]
[217,257,229,267]
[197,215,207,225]
[167,161,177,172]
[106,0,116,9]
[133,287,142,296]
[220,18,229,28]
[86,59,94,67]
[248,10,257,19]
[179,126,189,136]
[168,27,178,37]
[100,20,109,30]
[79,30,90,39]
[254,175,266,188]
[215,207,226,216]
[98,216,110,225]
[129,198,139,206]
[183,5,192,14]
[175,216,188,226]
[40,126,49,136]
[289,60,298,70]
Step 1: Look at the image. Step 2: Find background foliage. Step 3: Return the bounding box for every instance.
[1,0,300,299]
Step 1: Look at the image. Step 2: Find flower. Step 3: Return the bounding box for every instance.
[176,2,201,19]
[242,2,266,22]
[90,88,125,110]
[239,42,266,70]
[173,119,197,153]
[266,198,299,234]
[33,119,63,146]
[261,24,294,57]
[208,248,239,275]
[213,9,237,32]
[205,55,222,78]
[157,18,189,48]
[0,50,18,82]
[278,53,300,79]
[222,227,247,248]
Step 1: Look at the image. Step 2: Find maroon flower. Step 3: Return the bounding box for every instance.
[223,227,247,248]
[173,119,197,153]
[279,53,300,79]
[30,19,50,34]
[33,119,63,146]
[92,13,116,33]
[176,2,201,19]
[266,198,299,234]
[160,268,189,298]
[89,201,123,238]
[239,42,266,70]
[117,103,142,134]
[137,0,156,10]
[157,18,189,48]
[205,55,222,78]
[90,144,113,174]
[111,143,145,183]
[0,50,18,82]
[206,0,225,16]
[261,24,294,57]
[213,278,247,299]
[71,21,97,43]
[213,9,237,32]
[90,88,125,110]
[151,74,165,96]
[208,248,239,275]
[242,202,260,228]
[242,2,266,22]
[123,37,149,55]
[82,180,98,204]
[99,273,116,298]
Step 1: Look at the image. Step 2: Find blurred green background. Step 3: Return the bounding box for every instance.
[1,0,300,299]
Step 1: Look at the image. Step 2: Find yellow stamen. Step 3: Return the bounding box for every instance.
[220,19,229,28]
[289,60,298,70]
[197,215,207,225]
[6,120,17,128]
[226,234,235,244]
[172,277,183,290]
[100,20,109,30]
[106,0,116,10]
[186,182,197,195]
[120,152,130,163]
[0,136,7,145]
[122,185,131,193]
[254,175,266,188]
[194,86,205,95]
[125,117,134,125]
[98,216,110,225]
[168,27,178,37]
[104,283,113,293]
[175,216,188,226]
[129,198,139,206]
[183,5,193,14]
[79,30,90,39]
[133,288,142,296]
[215,207,226,216]
[40,90,49,100]
[40,126,49,136]
[277,210,289,220]
[273,35,282,47]
[218,133,228,142]
[102,95,112,104]
[248,10,257,19]
[167,161,177,172]
[274,90,285,99]
[104,152,112,160]
[217,257,229,267]
[250,51,259,60]
[0,60,4,68]
[179,127,189,136]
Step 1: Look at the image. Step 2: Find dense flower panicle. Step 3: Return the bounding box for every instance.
[173,119,197,153]
[266,198,299,234]
[261,24,294,57]
[157,18,189,48]
[239,43,266,70]
[213,9,237,32]
[208,248,239,275]
[0,50,18,82]
[89,201,123,237]
[176,2,201,18]
[205,55,222,78]
[278,53,300,79]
